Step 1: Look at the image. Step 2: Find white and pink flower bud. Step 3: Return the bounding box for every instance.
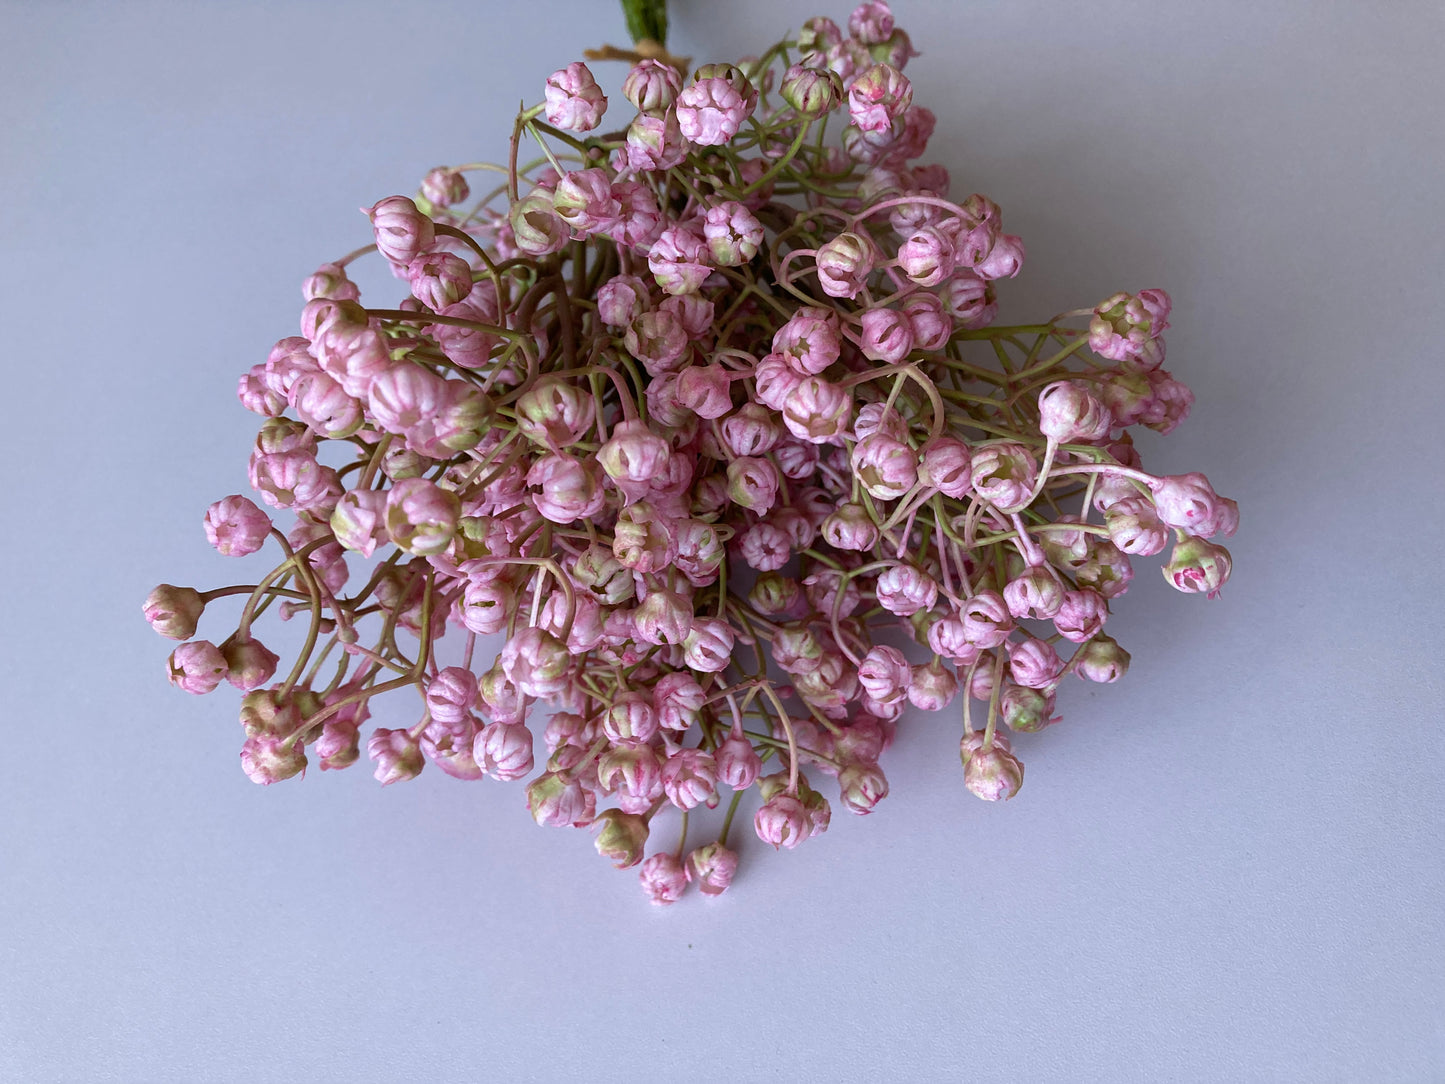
[528,453,605,524]
[964,745,1024,801]
[960,590,1012,648]
[290,370,363,440]
[916,436,973,498]
[459,577,513,635]
[367,728,424,786]
[874,563,938,616]
[1104,496,1169,556]
[500,627,572,699]
[1073,635,1131,683]
[365,196,435,267]
[662,748,719,810]
[848,63,912,133]
[1038,380,1113,444]
[407,251,473,310]
[597,739,663,801]
[1000,684,1058,733]
[683,617,735,673]
[509,187,569,256]
[857,645,912,705]
[638,851,687,905]
[908,659,958,710]
[901,293,951,351]
[302,262,361,302]
[167,640,228,695]
[384,477,459,555]
[838,762,889,815]
[927,613,976,664]
[647,223,712,295]
[726,456,781,514]
[622,58,683,112]
[969,442,1039,512]
[203,495,272,558]
[613,501,677,573]
[772,307,841,376]
[240,735,307,786]
[366,363,445,435]
[425,667,478,725]
[780,63,844,116]
[633,588,694,647]
[1009,636,1063,689]
[782,376,853,443]
[851,433,918,500]
[703,201,764,266]
[544,62,607,131]
[715,732,762,790]
[592,809,650,869]
[1162,536,1233,597]
[216,637,277,692]
[821,503,879,551]
[596,274,650,328]
[942,271,995,327]
[976,233,1025,279]
[803,567,862,618]
[598,419,671,485]
[625,309,689,375]
[1054,589,1108,643]
[420,166,468,208]
[144,584,204,640]
[514,377,595,449]
[1004,565,1065,620]
[1090,289,1170,368]
[553,168,622,236]
[685,842,739,896]
[858,306,915,364]
[623,110,688,173]
[527,770,591,827]
[1150,472,1231,536]
[897,226,954,287]
[849,1,895,42]
[676,74,754,145]
[752,354,804,410]
[755,793,811,849]
[815,231,875,298]
[472,721,533,781]
[315,719,361,770]
[675,363,733,418]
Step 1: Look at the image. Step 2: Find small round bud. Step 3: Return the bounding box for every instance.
[143,585,204,640]
[593,809,650,869]
[964,745,1024,801]
[638,852,687,905]
[780,64,844,116]
[1073,635,1131,683]
[367,728,424,786]
[167,640,228,695]
[204,495,272,557]
[544,62,607,131]
[685,842,739,896]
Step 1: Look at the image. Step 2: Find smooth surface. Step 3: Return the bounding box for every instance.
[2,1,1443,1080]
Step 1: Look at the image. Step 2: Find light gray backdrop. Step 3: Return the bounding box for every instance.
[2,1,1442,1080]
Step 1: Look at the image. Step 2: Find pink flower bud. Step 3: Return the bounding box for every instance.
[782,376,854,443]
[1150,472,1234,536]
[407,251,473,310]
[715,404,775,459]
[927,613,976,663]
[716,733,762,790]
[676,363,734,418]
[773,307,841,376]
[302,262,360,302]
[917,436,973,498]
[597,419,670,485]
[500,627,572,699]
[424,667,478,726]
[240,735,307,786]
[364,196,435,267]
[838,762,889,815]
[203,495,271,558]
[613,501,677,573]
[221,638,279,691]
[1090,289,1170,368]
[752,354,804,411]
[815,231,875,298]
[726,456,781,514]
[1054,589,1108,643]
[998,684,1057,733]
[552,168,621,236]
[964,745,1024,801]
[662,748,719,811]
[514,377,596,449]
[848,63,912,133]
[755,793,811,849]
[459,577,512,635]
[623,110,688,173]
[622,58,682,111]
[821,502,879,551]
[592,809,650,869]
[289,370,363,440]
[597,739,663,801]
[685,842,739,896]
[420,166,469,208]
[638,851,687,905]
[384,477,459,555]
[851,433,918,500]
[509,188,569,256]
[1076,539,1135,599]
[799,15,845,54]
[167,640,228,695]
[897,226,954,286]
[942,271,995,328]
[527,770,591,827]
[703,201,764,266]
[143,584,204,640]
[683,617,735,673]
[969,442,1038,512]
[544,62,607,131]
[875,563,938,616]
[367,728,424,786]
[960,590,1013,648]
[647,223,712,295]
[976,233,1025,279]
[1009,637,1063,688]
[773,438,821,480]
[857,645,912,704]
[858,307,915,364]
[676,74,754,145]
[849,1,895,43]
[596,274,650,328]
[780,63,844,116]
[1162,536,1233,597]
[804,568,862,618]
[1104,496,1168,556]
[901,293,951,351]
[527,453,605,524]
[1074,635,1131,683]
[1038,380,1112,443]
[908,659,958,710]
[633,588,694,647]
[1004,565,1065,620]
[316,719,361,770]
[473,721,533,781]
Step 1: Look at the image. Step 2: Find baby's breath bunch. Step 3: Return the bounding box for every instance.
[146,1,1236,904]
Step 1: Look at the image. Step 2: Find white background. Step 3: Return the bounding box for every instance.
[2,1,1442,1080]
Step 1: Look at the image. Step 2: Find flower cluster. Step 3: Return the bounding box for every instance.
[146,1,1236,905]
